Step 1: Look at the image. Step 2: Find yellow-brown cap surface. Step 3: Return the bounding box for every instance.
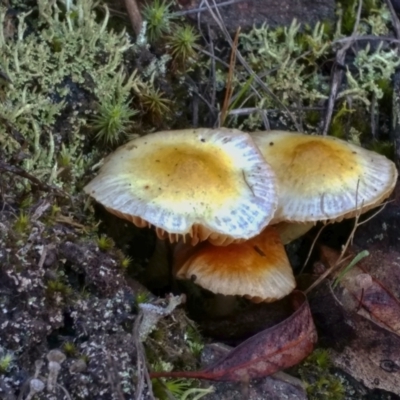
[173,226,296,302]
[84,128,278,245]
[251,131,398,223]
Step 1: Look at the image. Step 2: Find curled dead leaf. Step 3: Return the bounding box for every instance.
[150,291,317,382]
[320,245,400,337]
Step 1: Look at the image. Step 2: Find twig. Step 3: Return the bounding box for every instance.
[322,0,363,135]
[300,224,326,275]
[133,313,155,400]
[184,75,217,117]
[385,0,400,167]
[175,0,248,16]
[124,0,142,36]
[56,384,73,400]
[333,34,400,45]
[0,161,70,199]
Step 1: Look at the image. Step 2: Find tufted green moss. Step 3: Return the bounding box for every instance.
[297,348,345,400]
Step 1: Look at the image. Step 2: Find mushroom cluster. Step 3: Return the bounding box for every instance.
[84,129,398,303]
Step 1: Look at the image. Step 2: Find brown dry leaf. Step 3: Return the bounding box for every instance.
[309,278,400,393]
[330,306,400,392]
[202,343,307,400]
[321,246,400,337]
[150,291,317,382]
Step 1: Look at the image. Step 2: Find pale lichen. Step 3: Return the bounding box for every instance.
[201,0,399,136]
[0,0,141,194]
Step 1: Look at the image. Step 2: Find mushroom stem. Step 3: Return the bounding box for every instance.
[211,294,237,317]
[146,237,172,289]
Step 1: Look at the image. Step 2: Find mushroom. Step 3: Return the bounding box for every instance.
[84,128,278,245]
[251,130,398,224]
[273,221,315,245]
[173,226,296,303]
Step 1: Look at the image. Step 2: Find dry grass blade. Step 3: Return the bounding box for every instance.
[304,190,388,295]
[205,0,301,131]
[220,27,240,126]
[304,180,364,295]
[300,223,326,276]
[385,0,400,47]
[322,0,363,135]
[175,0,248,16]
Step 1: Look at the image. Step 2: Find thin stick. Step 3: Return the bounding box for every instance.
[385,0,400,46]
[299,224,326,275]
[385,0,400,167]
[333,35,400,45]
[175,0,248,16]
[124,0,143,36]
[305,181,365,294]
[0,161,70,199]
[133,312,155,400]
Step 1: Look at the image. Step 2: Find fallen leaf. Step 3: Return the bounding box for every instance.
[320,246,400,337]
[330,313,400,393]
[308,279,400,393]
[150,291,317,382]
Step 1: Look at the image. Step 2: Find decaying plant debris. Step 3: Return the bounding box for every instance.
[1,0,400,399]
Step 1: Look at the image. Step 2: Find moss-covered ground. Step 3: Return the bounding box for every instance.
[1,0,400,398]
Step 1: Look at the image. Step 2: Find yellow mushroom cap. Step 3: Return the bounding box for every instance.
[251,131,398,223]
[84,128,278,245]
[173,226,296,302]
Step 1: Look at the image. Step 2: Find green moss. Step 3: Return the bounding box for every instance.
[96,234,114,251]
[142,0,173,43]
[184,324,204,358]
[63,341,79,357]
[297,349,345,400]
[0,352,13,374]
[92,97,137,145]
[166,24,200,67]
[139,86,172,125]
[13,211,30,234]
[46,277,72,302]
[135,291,152,305]
[120,255,133,269]
[152,378,191,400]
[368,140,395,159]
